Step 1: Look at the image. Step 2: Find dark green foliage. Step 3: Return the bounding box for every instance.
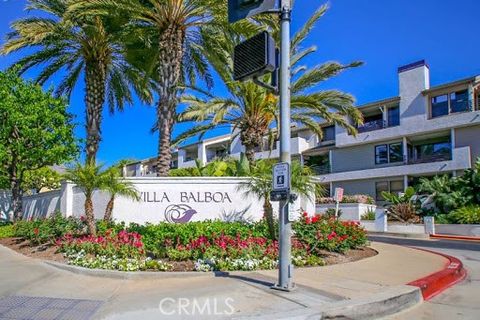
[126,220,271,255]
[13,213,85,245]
[450,205,480,224]
[416,158,480,223]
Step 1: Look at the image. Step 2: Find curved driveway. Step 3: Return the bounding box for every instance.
[370,236,480,320]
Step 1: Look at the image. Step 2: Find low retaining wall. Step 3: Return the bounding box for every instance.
[0,177,315,224]
[316,203,376,221]
[435,224,480,237]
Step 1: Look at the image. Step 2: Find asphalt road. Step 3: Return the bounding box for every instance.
[369,236,480,320]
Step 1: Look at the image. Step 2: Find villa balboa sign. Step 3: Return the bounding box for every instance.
[140,191,233,204]
[139,191,234,224]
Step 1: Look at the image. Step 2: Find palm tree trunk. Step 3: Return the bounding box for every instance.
[84,193,96,236]
[84,61,106,165]
[156,27,185,177]
[263,197,276,240]
[104,195,115,222]
[245,145,256,166]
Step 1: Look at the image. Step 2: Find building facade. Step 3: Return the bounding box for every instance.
[316,60,480,201]
[125,61,480,202]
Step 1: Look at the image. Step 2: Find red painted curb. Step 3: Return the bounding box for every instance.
[407,248,467,301]
[430,234,480,242]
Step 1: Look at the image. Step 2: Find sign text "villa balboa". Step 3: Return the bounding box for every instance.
[141,192,233,204]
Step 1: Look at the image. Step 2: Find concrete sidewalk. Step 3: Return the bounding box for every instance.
[0,242,448,319]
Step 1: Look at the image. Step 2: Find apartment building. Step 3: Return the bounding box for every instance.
[125,60,480,203]
[314,60,480,201]
[124,125,325,176]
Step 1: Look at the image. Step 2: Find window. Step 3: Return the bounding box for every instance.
[450,90,469,113]
[375,145,388,164]
[376,180,405,201]
[375,142,403,164]
[431,94,449,118]
[414,139,452,162]
[322,125,336,142]
[375,182,389,201]
[389,143,403,163]
[431,88,473,118]
[390,181,404,195]
[476,89,480,111]
[387,106,400,127]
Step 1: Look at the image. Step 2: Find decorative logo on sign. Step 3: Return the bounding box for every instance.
[164,204,197,224]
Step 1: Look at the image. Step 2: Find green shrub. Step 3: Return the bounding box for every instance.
[317,195,374,205]
[14,213,85,245]
[450,205,480,224]
[361,208,376,221]
[293,213,368,253]
[323,208,342,220]
[126,220,270,254]
[0,225,14,238]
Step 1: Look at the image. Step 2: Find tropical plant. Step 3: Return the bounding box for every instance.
[0,69,78,221]
[417,175,465,214]
[361,208,376,221]
[168,153,252,177]
[1,0,147,165]
[68,0,267,176]
[382,187,421,223]
[63,163,106,235]
[450,205,480,224]
[176,4,363,165]
[240,160,321,240]
[456,158,480,205]
[102,167,140,222]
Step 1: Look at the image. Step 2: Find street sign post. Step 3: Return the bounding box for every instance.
[229,0,294,292]
[334,188,344,219]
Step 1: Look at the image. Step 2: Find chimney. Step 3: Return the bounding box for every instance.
[398,60,430,115]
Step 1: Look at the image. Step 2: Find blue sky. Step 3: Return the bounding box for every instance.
[1,0,480,166]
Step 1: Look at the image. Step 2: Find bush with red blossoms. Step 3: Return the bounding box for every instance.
[293,212,368,253]
[58,229,145,259]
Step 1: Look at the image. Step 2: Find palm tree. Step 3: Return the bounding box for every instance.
[68,0,269,175]
[102,167,140,222]
[176,4,364,166]
[0,0,147,165]
[240,159,320,240]
[63,163,105,235]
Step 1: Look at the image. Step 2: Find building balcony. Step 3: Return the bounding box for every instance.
[314,146,471,183]
[357,120,387,133]
[312,164,331,175]
[407,153,452,165]
[336,110,480,148]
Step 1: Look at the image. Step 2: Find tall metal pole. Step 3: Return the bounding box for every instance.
[277,0,293,291]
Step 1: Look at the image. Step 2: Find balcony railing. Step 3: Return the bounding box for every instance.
[312,164,331,175]
[407,153,452,165]
[357,120,386,133]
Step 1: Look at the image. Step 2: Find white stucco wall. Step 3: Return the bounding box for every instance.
[0,190,61,221]
[12,178,314,225]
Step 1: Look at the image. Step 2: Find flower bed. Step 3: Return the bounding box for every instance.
[316,194,375,205]
[4,212,369,272]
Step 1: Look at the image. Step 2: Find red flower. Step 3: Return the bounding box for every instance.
[303,211,308,218]
[33,228,39,236]
[327,231,337,240]
[311,216,319,224]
